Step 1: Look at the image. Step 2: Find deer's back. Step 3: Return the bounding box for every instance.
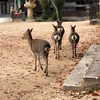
[31,39,50,54]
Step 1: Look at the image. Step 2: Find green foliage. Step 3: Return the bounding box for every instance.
[39,0,51,20]
[41,9,49,20]
[39,0,65,21]
[53,0,65,10]
[52,0,65,20]
[52,11,57,20]
[96,12,100,19]
[39,0,51,9]
[52,10,62,21]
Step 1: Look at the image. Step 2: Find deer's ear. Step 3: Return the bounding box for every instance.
[27,29,30,32]
[57,20,59,23]
[74,25,76,28]
[70,25,72,27]
[30,28,33,32]
[57,20,63,24]
[52,24,57,30]
[52,24,56,28]
[60,20,63,24]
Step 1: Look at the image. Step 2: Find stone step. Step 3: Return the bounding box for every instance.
[83,45,100,91]
[63,44,99,91]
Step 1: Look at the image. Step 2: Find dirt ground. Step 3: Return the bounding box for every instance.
[0,21,100,100]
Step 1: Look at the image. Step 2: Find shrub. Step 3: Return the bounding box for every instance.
[52,0,65,20]
[39,0,51,20]
[52,11,57,20]
[96,12,100,19]
[52,10,62,21]
[41,10,49,20]
[39,0,65,21]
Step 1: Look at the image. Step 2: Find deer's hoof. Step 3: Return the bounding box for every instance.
[46,73,48,76]
[55,56,57,59]
[41,66,43,70]
[44,70,46,73]
[72,55,74,58]
[72,56,76,58]
[59,47,62,50]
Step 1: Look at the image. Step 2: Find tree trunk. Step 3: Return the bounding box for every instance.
[99,0,100,11]
[50,0,60,21]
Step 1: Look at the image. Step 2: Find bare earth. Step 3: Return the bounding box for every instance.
[0,21,100,100]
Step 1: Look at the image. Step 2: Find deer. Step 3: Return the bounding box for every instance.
[69,25,80,58]
[22,28,51,76]
[51,24,61,59]
[56,20,65,50]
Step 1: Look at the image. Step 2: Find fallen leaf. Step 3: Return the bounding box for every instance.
[59,83,63,87]
[94,90,100,96]
[92,92,99,96]
[7,74,10,76]
[85,63,89,67]
[92,98,97,100]
[35,85,43,89]
[12,82,16,84]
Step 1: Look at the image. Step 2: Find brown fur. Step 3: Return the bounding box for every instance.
[51,24,61,59]
[57,21,65,49]
[69,25,80,58]
[22,28,51,76]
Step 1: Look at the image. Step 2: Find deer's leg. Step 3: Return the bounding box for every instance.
[54,41,56,54]
[44,56,48,76]
[75,45,77,57]
[54,46,55,54]
[57,43,60,59]
[38,55,43,70]
[59,40,62,50]
[73,47,75,58]
[72,45,74,58]
[34,54,37,71]
[55,44,57,59]
[46,59,48,76]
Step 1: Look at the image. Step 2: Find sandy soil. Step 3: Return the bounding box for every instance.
[0,21,100,100]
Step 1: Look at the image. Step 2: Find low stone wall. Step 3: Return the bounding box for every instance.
[62,16,88,21]
[90,18,100,25]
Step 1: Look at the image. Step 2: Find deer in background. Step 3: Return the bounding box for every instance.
[22,28,51,76]
[51,24,61,59]
[69,25,80,58]
[56,20,65,50]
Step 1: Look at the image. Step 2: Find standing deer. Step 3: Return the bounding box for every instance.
[22,28,51,76]
[51,24,61,59]
[69,25,80,58]
[56,21,65,49]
